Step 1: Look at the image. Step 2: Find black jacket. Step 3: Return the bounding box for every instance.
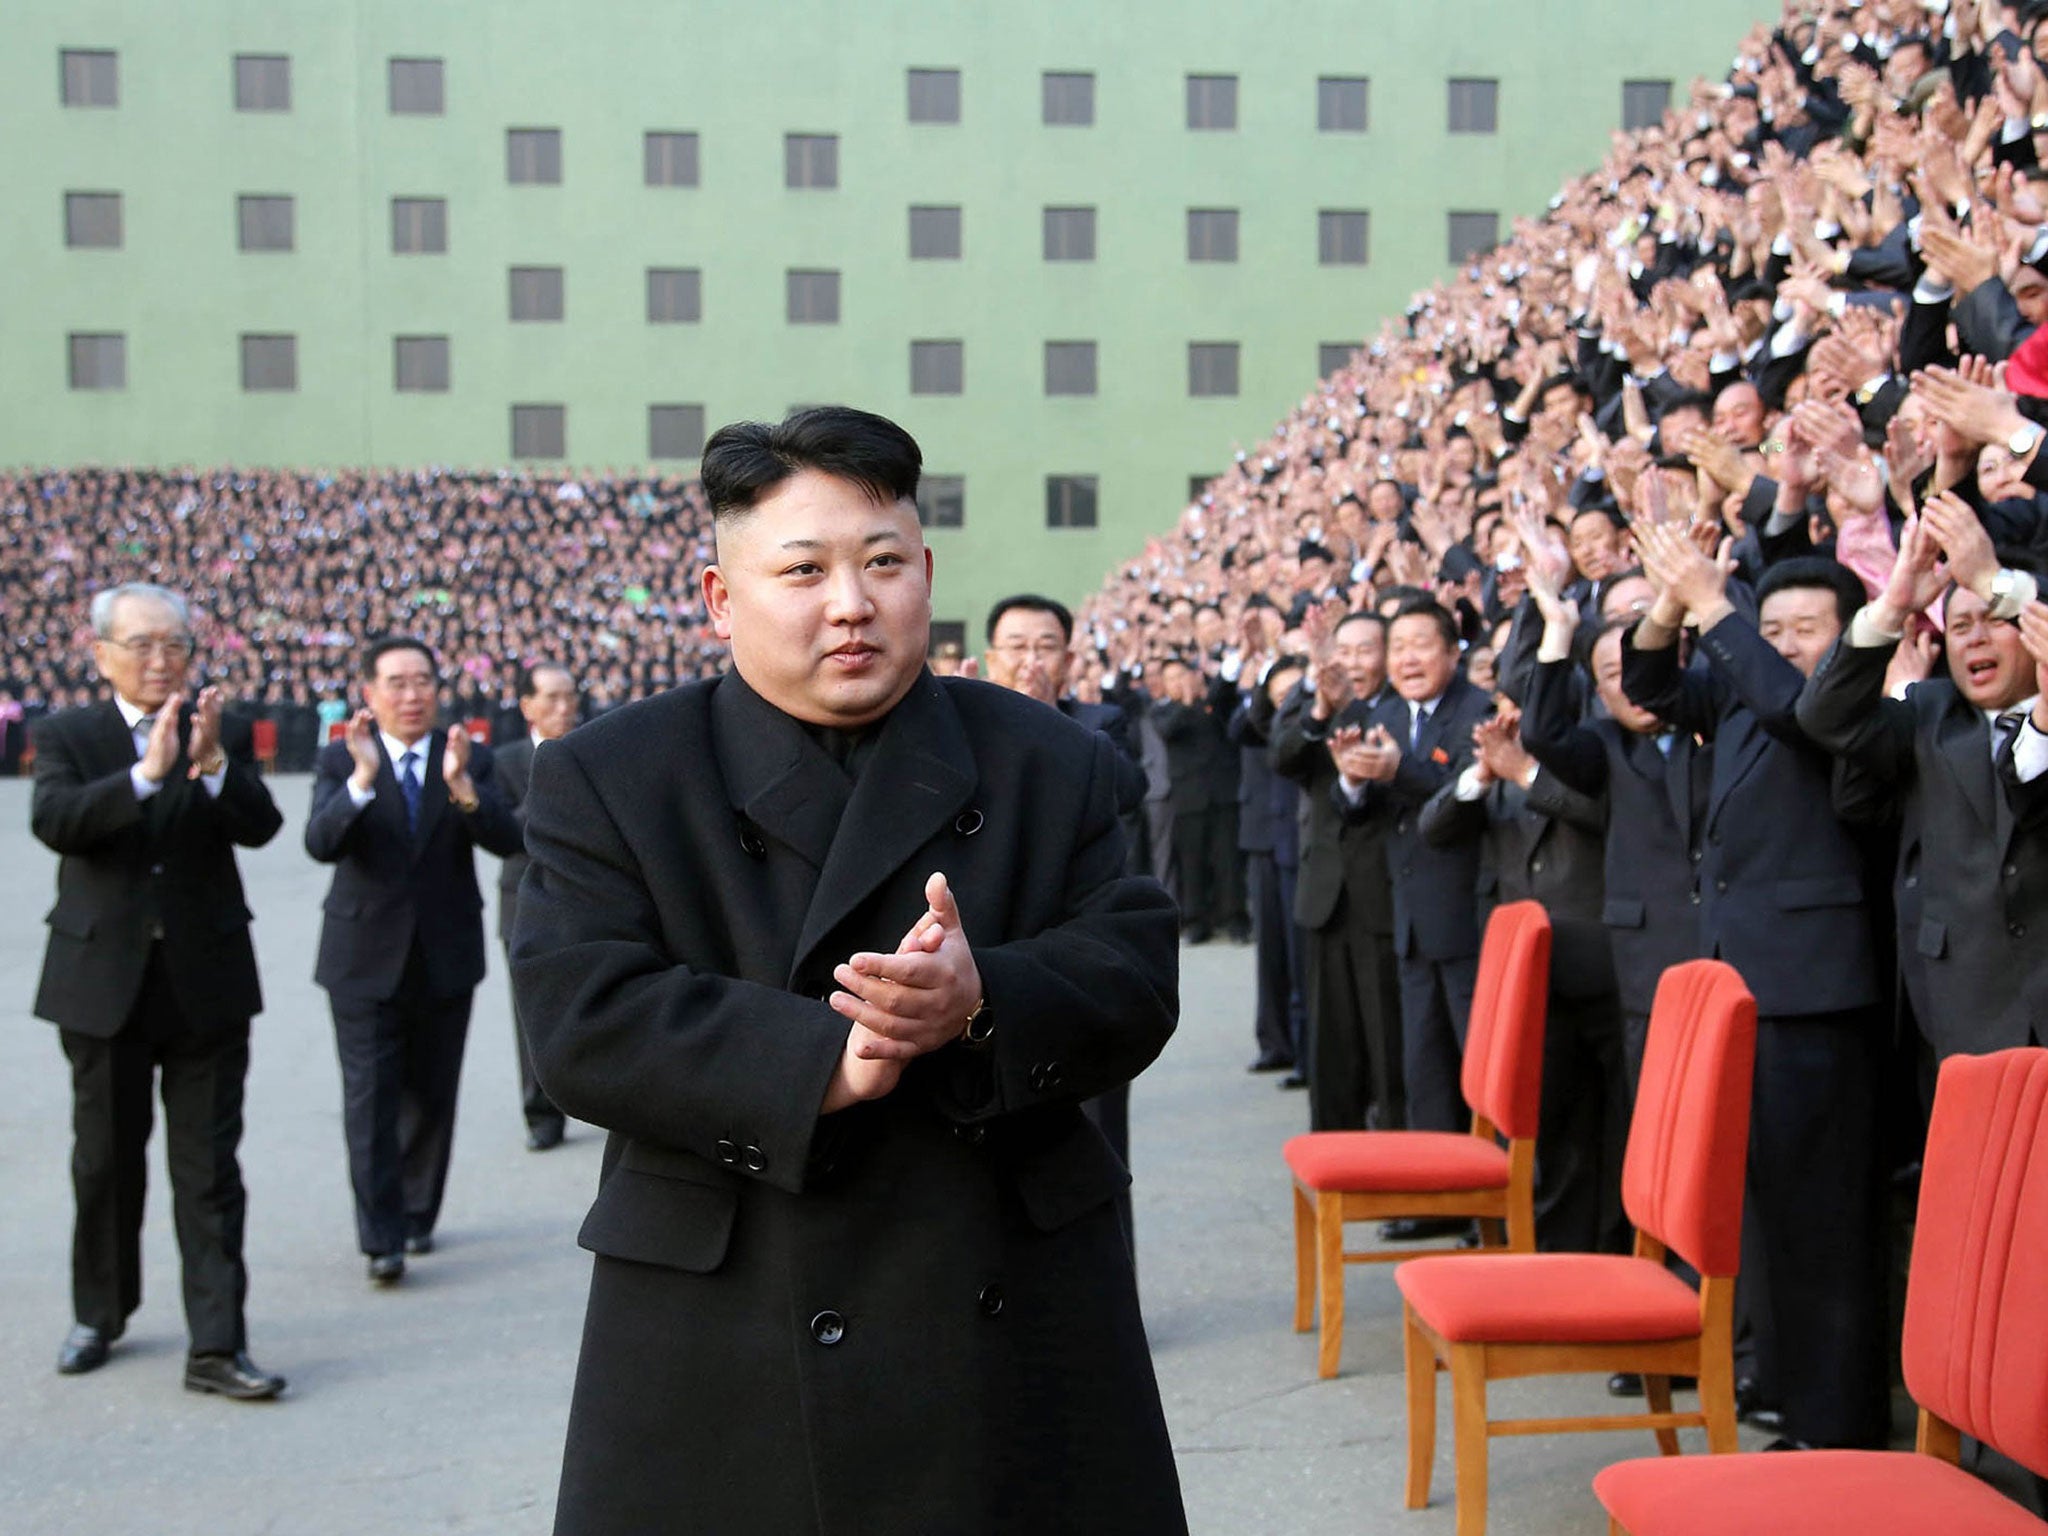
[494,734,537,943]
[1272,684,1393,933]
[1152,676,1240,814]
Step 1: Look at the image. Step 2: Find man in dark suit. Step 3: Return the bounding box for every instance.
[1231,651,1309,1074]
[1154,656,1244,943]
[494,663,579,1152]
[30,583,286,1399]
[513,408,1185,1536]
[305,637,521,1283]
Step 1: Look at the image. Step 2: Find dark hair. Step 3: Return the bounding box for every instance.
[1755,557,1867,627]
[985,593,1074,643]
[1569,503,1626,531]
[517,661,573,699]
[1335,610,1387,638]
[1389,597,1460,649]
[1540,373,1593,407]
[362,635,436,681]
[700,406,921,522]
[1653,390,1714,423]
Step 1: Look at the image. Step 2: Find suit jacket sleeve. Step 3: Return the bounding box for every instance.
[1620,627,1723,738]
[28,715,144,855]
[1695,610,1811,744]
[459,743,523,858]
[1522,764,1607,834]
[1794,633,1917,784]
[1269,686,1327,784]
[201,718,284,849]
[304,746,370,863]
[1417,777,1487,848]
[1520,659,1609,795]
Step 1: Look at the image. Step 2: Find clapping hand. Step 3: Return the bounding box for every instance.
[831,873,985,1064]
[442,722,476,800]
[344,709,382,792]
[138,694,184,785]
[185,686,225,777]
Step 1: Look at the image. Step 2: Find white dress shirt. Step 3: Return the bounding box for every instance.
[344,730,434,809]
[118,694,225,802]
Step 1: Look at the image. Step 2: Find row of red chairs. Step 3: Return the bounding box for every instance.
[1283,900,2048,1535]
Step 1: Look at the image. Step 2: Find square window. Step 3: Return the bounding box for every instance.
[1189,342,1239,398]
[1319,342,1360,376]
[512,403,566,458]
[1448,78,1498,134]
[1186,74,1237,130]
[1045,475,1098,529]
[234,54,290,112]
[509,266,565,322]
[787,269,840,323]
[1187,208,1238,263]
[907,68,961,124]
[68,332,125,390]
[394,336,450,392]
[917,474,965,528]
[391,197,447,254]
[1042,71,1094,126]
[240,333,297,392]
[1044,341,1097,396]
[1318,76,1369,132]
[649,404,707,460]
[388,57,444,114]
[508,128,562,185]
[1318,209,1370,265]
[929,619,968,654]
[909,205,962,259]
[645,131,700,187]
[785,134,838,189]
[1448,210,1500,263]
[910,340,964,396]
[1043,206,1096,261]
[60,50,117,108]
[64,192,121,249]
[1188,474,1215,501]
[647,268,702,323]
[1622,79,1673,132]
[237,195,294,252]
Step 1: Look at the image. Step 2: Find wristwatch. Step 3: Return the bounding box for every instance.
[961,995,994,1048]
[1989,567,2029,622]
[450,787,481,813]
[2010,422,2045,459]
[193,749,227,776]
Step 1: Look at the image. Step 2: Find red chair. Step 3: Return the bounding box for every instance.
[1284,900,1551,1379]
[1396,959,1757,1536]
[326,720,347,744]
[250,717,278,773]
[464,717,489,743]
[1595,1047,2048,1536]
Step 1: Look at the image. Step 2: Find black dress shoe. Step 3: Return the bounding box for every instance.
[1226,925,1253,945]
[1761,1435,1816,1452]
[526,1120,566,1151]
[184,1351,286,1401]
[367,1253,405,1284]
[1247,1055,1293,1073]
[1183,926,1215,946]
[1735,1376,1783,1431]
[58,1324,111,1376]
[1378,1217,1472,1242]
[1278,1073,1309,1090]
[404,1233,434,1256]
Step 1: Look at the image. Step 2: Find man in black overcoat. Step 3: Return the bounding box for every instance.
[30,583,286,1398]
[513,408,1186,1536]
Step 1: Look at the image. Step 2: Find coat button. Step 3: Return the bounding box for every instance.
[1714,879,1727,893]
[739,829,767,859]
[810,1310,846,1346]
[2005,864,2019,879]
[1689,890,1701,905]
[954,808,985,836]
[2011,922,2027,938]
[743,1144,768,1173]
[716,1139,739,1166]
[953,1124,986,1145]
[1688,850,1702,864]
[977,1283,1005,1318]
[1529,858,1544,874]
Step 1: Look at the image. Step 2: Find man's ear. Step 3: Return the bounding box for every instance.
[703,564,733,641]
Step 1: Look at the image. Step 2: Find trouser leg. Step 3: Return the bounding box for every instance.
[1248,854,1293,1063]
[1305,925,1367,1130]
[331,993,407,1256]
[1276,864,1308,1063]
[1209,806,1244,933]
[1532,990,1627,1254]
[1397,953,1466,1133]
[61,1027,154,1334]
[397,987,474,1243]
[1145,802,1177,905]
[1354,930,1406,1131]
[158,1023,251,1354]
[1173,809,1212,933]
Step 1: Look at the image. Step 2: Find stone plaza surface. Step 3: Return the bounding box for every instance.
[0,775,1781,1536]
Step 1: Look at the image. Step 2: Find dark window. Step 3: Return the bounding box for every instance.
[1188,342,1239,397]
[910,340,964,395]
[1448,78,1498,134]
[68,333,125,390]
[509,266,565,322]
[645,131,700,187]
[234,54,290,111]
[649,404,707,459]
[1318,76,1369,132]
[240,334,297,392]
[394,336,450,392]
[1043,206,1095,261]
[1188,474,1215,501]
[646,268,702,323]
[1186,74,1237,130]
[237,195,294,252]
[1045,475,1098,528]
[508,128,562,185]
[917,475,965,528]
[929,619,968,653]
[60,50,117,108]
[909,205,961,259]
[512,404,566,458]
[1448,210,1500,263]
[388,57,443,114]
[1319,342,1360,375]
[1042,71,1094,126]
[1187,209,1238,263]
[785,134,838,189]
[1622,79,1673,131]
[391,197,447,254]
[1318,209,1370,265]
[787,269,840,323]
[1044,341,1097,396]
[64,192,121,249]
[907,68,960,123]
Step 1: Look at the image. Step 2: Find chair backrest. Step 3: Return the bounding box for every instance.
[251,718,279,757]
[1459,900,1552,1140]
[464,717,490,743]
[1902,1048,2048,1477]
[1621,960,1756,1280]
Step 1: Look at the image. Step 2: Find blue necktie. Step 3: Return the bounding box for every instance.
[399,749,422,831]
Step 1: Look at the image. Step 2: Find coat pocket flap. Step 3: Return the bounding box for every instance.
[1601,896,1647,929]
[1773,874,1863,911]
[1008,1120,1131,1234]
[577,1168,737,1274]
[1915,918,1949,960]
[45,905,95,939]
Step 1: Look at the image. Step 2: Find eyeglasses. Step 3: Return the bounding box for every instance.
[107,635,194,660]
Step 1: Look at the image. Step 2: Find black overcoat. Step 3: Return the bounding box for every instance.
[512,670,1186,1536]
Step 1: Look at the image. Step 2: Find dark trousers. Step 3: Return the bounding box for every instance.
[1742,1010,1891,1449]
[1277,863,1308,1062]
[329,948,475,1257]
[1304,915,1404,1131]
[1532,988,1631,1254]
[1143,800,1177,906]
[1173,803,1240,935]
[505,943,564,1134]
[1396,949,1480,1133]
[60,950,250,1355]
[1247,852,1294,1065]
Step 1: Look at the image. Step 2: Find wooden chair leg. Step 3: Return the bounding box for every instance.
[1608,1520,1627,1536]
[1479,1216,1508,1249]
[1643,1374,1680,1455]
[1315,1191,1345,1379]
[1701,1364,1739,1455]
[1403,1303,1437,1510]
[1451,1343,1490,1536]
[1291,1183,1314,1334]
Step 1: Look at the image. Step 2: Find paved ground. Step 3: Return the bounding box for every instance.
[0,774,1786,1536]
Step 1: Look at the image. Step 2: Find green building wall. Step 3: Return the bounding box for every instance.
[1,0,1766,638]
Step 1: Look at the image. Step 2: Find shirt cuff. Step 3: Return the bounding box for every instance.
[1454,765,1489,802]
[1912,274,1954,305]
[346,780,377,809]
[1338,775,1369,804]
[2015,717,2048,783]
[130,764,162,801]
[1849,605,1906,647]
[198,768,228,798]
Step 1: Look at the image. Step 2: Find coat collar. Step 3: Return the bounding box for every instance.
[712,674,856,871]
[1935,691,2001,836]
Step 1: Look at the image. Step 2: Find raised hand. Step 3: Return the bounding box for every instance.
[2018,603,2048,727]
[1875,513,1951,629]
[830,872,984,1062]
[1636,519,1735,627]
[442,720,475,797]
[1473,707,1533,786]
[1883,623,1940,697]
[138,693,183,785]
[1921,490,2001,597]
[344,708,382,792]
[185,686,225,777]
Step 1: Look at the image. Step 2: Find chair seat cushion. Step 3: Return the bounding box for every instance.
[1396,1253,1700,1344]
[1594,1450,2048,1536]
[1284,1131,1510,1194]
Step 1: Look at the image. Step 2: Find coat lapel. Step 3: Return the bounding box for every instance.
[712,674,855,871]
[1936,697,1998,834]
[411,729,449,852]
